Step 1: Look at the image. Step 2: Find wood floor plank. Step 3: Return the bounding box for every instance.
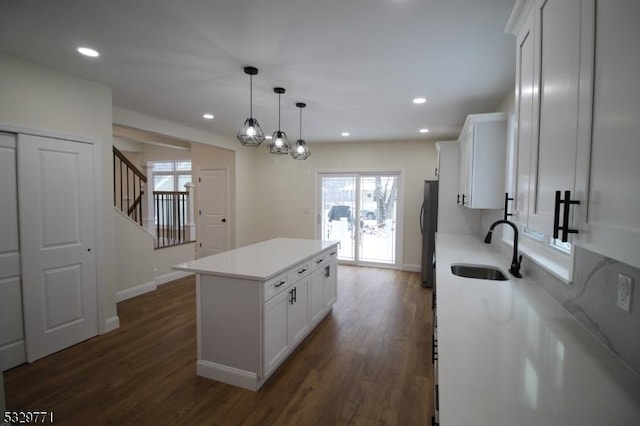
[4,266,433,425]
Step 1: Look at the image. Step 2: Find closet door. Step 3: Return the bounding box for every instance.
[0,132,25,370]
[18,134,98,362]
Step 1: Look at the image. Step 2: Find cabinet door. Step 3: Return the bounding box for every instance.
[577,0,640,269]
[513,11,535,228]
[263,288,289,377]
[457,132,471,206]
[287,278,310,347]
[309,269,325,326]
[527,0,594,236]
[323,261,338,308]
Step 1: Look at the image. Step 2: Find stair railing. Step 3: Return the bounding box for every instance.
[113,146,147,226]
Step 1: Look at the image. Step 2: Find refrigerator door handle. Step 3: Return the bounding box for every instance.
[420,203,424,234]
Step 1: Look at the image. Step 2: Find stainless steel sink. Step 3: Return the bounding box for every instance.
[450,264,508,281]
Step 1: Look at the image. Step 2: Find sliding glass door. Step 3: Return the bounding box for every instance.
[319,172,400,267]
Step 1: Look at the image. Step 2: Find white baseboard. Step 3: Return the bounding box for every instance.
[115,281,157,303]
[196,360,258,391]
[103,316,120,333]
[402,263,421,272]
[156,270,193,286]
[1,340,26,371]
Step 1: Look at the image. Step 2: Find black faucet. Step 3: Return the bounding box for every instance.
[484,219,522,278]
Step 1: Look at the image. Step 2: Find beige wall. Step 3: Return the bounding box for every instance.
[249,140,437,269]
[114,210,155,292]
[154,243,195,278]
[0,52,117,329]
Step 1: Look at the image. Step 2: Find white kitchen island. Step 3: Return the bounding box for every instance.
[172,238,339,391]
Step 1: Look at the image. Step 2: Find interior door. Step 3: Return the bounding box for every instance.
[18,133,98,363]
[0,132,25,371]
[197,168,229,258]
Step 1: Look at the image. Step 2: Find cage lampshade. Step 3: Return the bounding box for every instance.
[269,87,290,155]
[237,66,265,146]
[290,102,311,160]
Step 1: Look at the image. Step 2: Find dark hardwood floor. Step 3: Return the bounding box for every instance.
[5,266,434,425]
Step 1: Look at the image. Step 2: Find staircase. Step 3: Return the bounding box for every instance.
[113,146,195,248]
[113,146,146,226]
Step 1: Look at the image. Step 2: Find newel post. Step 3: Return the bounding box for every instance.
[143,163,155,236]
[185,182,196,242]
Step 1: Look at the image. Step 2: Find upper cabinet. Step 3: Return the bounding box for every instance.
[507,0,640,270]
[457,113,507,209]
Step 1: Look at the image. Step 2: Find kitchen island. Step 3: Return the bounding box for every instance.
[172,238,339,391]
[434,233,640,425]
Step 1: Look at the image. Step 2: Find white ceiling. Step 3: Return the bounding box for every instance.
[0,0,516,143]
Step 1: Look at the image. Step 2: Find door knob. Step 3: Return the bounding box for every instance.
[221,218,226,223]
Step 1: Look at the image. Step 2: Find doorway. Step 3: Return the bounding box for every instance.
[318,172,401,268]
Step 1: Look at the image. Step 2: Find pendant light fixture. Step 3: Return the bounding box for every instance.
[291,102,311,160]
[237,66,265,146]
[269,87,290,155]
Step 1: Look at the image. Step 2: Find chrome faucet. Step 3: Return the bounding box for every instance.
[484,219,522,278]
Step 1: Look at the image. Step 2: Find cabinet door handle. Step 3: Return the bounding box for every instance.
[457,194,460,204]
[461,194,466,206]
[289,289,294,305]
[275,280,286,288]
[292,287,297,303]
[298,268,307,274]
[324,265,330,278]
[504,192,514,221]
[553,190,581,242]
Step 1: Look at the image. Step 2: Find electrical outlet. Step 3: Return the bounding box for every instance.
[616,274,633,312]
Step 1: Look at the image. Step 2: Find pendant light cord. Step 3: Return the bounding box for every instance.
[249,75,253,118]
[299,106,303,139]
[278,93,281,130]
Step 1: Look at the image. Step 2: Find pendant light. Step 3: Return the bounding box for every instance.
[291,102,311,160]
[237,66,265,146]
[269,87,290,155]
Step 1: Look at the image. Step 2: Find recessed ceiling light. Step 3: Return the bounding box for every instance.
[341,132,350,137]
[265,135,273,140]
[77,46,100,58]
[202,113,214,120]
[413,97,427,104]
[419,128,430,133]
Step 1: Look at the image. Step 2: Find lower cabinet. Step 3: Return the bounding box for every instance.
[310,260,338,327]
[263,277,310,377]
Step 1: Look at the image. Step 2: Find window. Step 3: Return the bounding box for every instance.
[151,161,192,191]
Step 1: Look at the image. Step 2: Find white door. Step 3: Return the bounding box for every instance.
[0,132,25,371]
[197,169,229,258]
[18,134,98,363]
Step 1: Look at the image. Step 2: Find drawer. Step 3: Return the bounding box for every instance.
[263,272,290,301]
[326,246,338,260]
[291,260,311,281]
[311,253,327,270]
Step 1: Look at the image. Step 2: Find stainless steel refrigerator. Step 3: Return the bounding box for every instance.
[420,180,438,287]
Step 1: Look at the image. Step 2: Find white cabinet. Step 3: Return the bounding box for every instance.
[456,113,507,209]
[263,276,311,377]
[323,261,337,308]
[174,238,339,391]
[287,278,310,346]
[573,1,640,269]
[309,249,338,327]
[507,0,595,241]
[263,287,289,375]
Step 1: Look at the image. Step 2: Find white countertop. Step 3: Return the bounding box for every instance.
[172,238,339,280]
[436,233,640,426]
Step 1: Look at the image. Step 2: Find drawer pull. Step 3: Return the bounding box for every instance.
[330,251,337,256]
[275,280,286,288]
[316,258,324,264]
[298,268,307,274]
